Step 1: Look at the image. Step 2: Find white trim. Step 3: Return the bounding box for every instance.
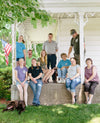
[40,7,100,13]
[11,23,16,85]
[41,0,100,4]
[79,12,85,83]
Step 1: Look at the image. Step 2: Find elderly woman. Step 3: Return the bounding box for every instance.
[84,58,99,104]
[65,57,81,104]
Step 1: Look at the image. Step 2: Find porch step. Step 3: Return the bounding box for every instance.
[28,83,72,105]
[11,83,81,105]
[92,83,100,104]
[11,82,100,105]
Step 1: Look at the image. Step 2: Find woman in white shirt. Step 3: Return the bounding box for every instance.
[66,57,81,104]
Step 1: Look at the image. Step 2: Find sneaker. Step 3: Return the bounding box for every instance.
[87,101,92,104]
[74,95,77,103]
[53,80,57,83]
[61,78,65,83]
[33,103,37,106]
[58,78,61,83]
[36,104,40,106]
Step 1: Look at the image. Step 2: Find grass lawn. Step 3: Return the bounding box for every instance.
[0,104,100,123]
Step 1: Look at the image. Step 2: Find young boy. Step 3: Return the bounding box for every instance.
[57,53,71,83]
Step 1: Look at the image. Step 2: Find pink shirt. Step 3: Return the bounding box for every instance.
[85,65,99,82]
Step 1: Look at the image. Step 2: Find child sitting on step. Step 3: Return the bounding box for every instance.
[15,58,28,106]
[57,53,71,83]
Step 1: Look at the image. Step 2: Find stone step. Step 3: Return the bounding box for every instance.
[11,82,100,105]
[11,83,81,105]
[92,83,100,104]
[28,83,72,105]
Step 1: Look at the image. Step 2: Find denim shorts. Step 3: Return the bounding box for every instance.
[16,80,28,86]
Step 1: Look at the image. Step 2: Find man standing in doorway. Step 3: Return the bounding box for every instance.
[68,29,80,64]
[43,33,58,83]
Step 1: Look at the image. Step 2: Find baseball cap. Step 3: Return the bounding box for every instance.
[70,29,77,35]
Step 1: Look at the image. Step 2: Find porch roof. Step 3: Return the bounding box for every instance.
[40,0,100,13]
[17,0,100,44]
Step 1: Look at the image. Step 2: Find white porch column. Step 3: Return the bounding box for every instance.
[77,12,86,104]
[11,23,19,101]
[11,23,16,85]
[79,12,85,84]
[56,18,60,65]
[26,38,30,50]
[33,43,37,53]
[29,41,32,50]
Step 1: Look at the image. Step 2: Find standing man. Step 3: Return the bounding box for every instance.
[43,33,58,83]
[26,49,33,68]
[68,29,80,64]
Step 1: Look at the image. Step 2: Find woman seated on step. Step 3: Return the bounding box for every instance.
[38,50,55,83]
[15,58,28,106]
[65,57,81,104]
[28,58,43,106]
[84,58,99,104]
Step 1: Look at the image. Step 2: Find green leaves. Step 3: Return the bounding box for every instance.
[31,17,37,28]
[0,67,12,100]
[0,0,55,30]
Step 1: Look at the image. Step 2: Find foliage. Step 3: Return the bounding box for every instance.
[32,43,43,59]
[0,0,55,30]
[0,67,12,100]
[0,104,100,123]
[0,0,55,68]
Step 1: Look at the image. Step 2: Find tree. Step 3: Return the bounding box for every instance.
[0,0,55,68]
[0,0,55,30]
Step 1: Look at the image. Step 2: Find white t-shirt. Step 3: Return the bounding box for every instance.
[67,65,80,78]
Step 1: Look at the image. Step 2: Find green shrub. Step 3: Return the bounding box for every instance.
[0,67,12,100]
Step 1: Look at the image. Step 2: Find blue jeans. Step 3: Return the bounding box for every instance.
[29,79,43,105]
[57,68,67,79]
[66,78,81,92]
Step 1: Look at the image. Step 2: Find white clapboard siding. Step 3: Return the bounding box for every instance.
[57,18,100,78]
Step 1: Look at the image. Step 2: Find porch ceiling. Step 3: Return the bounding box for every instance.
[40,0,100,7]
[17,0,100,43]
[40,0,100,13]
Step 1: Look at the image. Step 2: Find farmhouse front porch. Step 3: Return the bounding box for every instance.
[11,0,100,105]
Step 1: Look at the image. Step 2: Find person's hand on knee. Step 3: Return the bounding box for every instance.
[61,66,65,70]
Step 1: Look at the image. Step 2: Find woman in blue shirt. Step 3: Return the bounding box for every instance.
[16,35,26,65]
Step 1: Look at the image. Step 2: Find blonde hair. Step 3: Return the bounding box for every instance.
[40,50,47,65]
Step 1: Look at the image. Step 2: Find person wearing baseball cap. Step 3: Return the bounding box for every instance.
[68,29,80,64]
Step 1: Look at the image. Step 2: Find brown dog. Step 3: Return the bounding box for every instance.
[2,100,26,114]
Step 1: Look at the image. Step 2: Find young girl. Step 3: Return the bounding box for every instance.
[28,58,43,106]
[38,50,55,83]
[84,58,99,104]
[15,58,28,106]
[16,35,26,65]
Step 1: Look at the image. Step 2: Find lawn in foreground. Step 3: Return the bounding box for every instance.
[0,104,100,123]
